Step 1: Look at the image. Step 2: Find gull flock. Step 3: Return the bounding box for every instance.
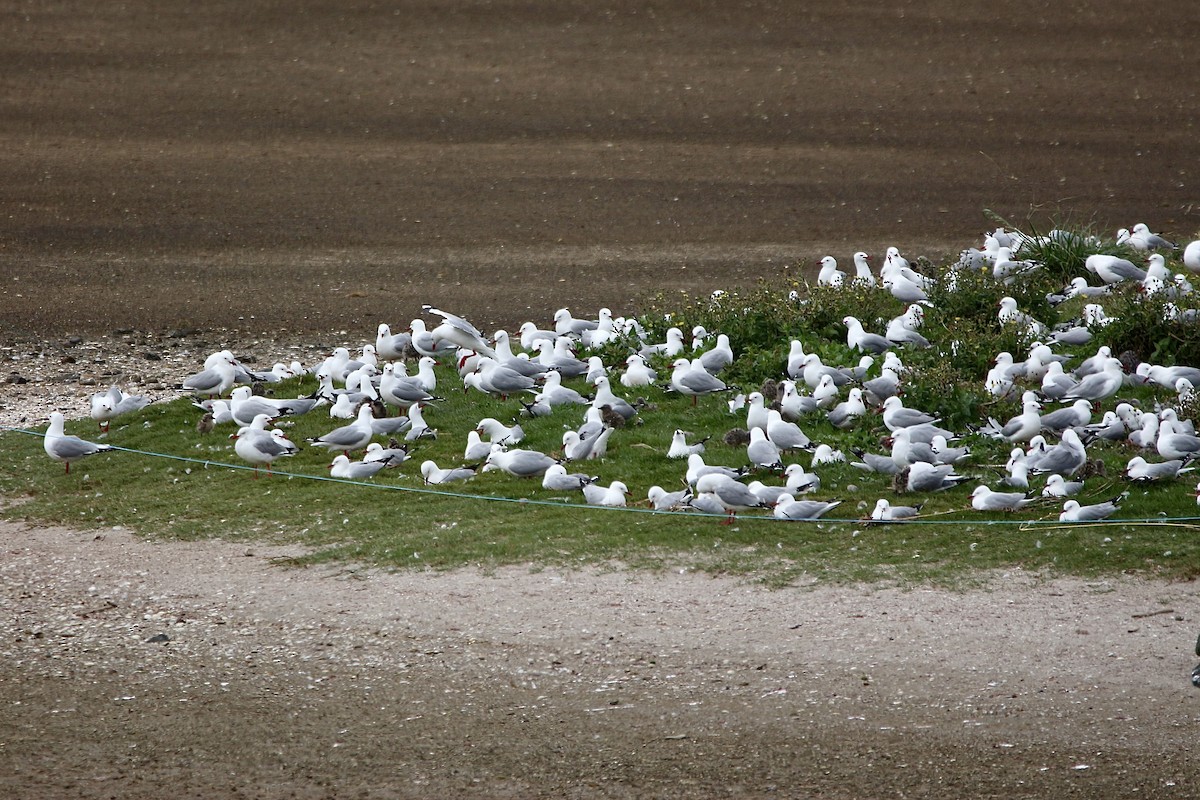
[41,227,1200,524]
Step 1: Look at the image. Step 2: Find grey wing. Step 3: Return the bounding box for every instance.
[860,334,893,353]
[511,452,554,476]
[50,436,107,460]
[317,424,366,446]
[371,417,412,435]
[256,435,294,458]
[717,482,764,508]
[182,368,221,392]
[699,350,732,373]
[789,500,839,519]
[681,371,726,393]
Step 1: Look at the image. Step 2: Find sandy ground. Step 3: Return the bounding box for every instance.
[2,520,1198,799]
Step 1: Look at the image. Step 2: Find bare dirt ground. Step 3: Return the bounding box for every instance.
[2,522,1198,799]
[3,1,1200,796]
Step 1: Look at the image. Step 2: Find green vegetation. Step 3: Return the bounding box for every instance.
[3,220,1200,586]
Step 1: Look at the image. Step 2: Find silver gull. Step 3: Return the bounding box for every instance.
[307,404,376,454]
[870,498,923,522]
[89,385,150,431]
[970,485,1036,512]
[667,429,708,459]
[423,305,497,358]
[329,454,391,481]
[232,418,297,477]
[542,464,597,492]
[43,412,114,474]
[843,315,893,355]
[582,480,628,507]
[485,446,556,478]
[647,485,693,511]
[1059,496,1123,522]
[773,494,842,521]
[696,473,771,522]
[421,460,476,485]
[1041,473,1084,498]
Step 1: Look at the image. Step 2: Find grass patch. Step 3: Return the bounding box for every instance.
[3,218,1200,586]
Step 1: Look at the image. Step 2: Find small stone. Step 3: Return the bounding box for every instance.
[145,633,170,644]
[6,373,28,384]
[142,352,161,361]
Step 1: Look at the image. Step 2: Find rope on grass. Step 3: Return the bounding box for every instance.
[7,425,1200,527]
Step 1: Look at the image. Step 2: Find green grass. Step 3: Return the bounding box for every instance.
[3,218,1200,587]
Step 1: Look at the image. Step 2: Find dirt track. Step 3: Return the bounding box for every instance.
[3,2,1200,797]
[3,523,1199,800]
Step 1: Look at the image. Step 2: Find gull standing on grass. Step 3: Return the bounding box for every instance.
[375,322,412,360]
[620,354,657,388]
[44,412,114,474]
[766,409,812,451]
[1060,358,1125,403]
[747,428,783,470]
[881,396,939,432]
[1086,254,1146,285]
[231,415,298,478]
[817,256,846,287]
[697,333,735,374]
[228,386,295,426]
[696,473,772,523]
[851,251,876,286]
[1038,399,1093,434]
[669,358,729,405]
[307,404,377,454]
[1156,422,1200,461]
[591,376,637,420]
[182,352,240,398]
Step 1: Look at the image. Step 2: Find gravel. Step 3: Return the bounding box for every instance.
[0,330,332,431]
